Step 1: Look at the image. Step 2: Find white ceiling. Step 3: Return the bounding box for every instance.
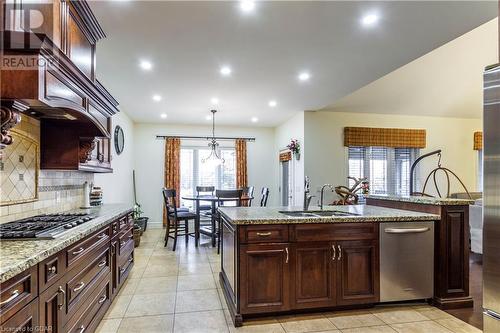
[89,1,496,127]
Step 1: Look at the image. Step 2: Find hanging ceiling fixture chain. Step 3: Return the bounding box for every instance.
[202,110,225,164]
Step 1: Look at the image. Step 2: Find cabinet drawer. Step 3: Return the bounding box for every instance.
[118,228,133,255]
[117,252,134,288]
[65,278,111,333]
[1,299,38,331]
[118,214,133,231]
[67,246,110,310]
[0,266,37,324]
[39,252,66,292]
[292,223,378,242]
[66,227,110,269]
[239,225,289,243]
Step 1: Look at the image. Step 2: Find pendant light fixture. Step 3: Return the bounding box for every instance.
[202,109,225,165]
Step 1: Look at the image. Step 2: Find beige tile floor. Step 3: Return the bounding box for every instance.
[96,227,482,333]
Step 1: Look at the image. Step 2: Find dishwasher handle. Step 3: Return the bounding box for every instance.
[384,227,431,234]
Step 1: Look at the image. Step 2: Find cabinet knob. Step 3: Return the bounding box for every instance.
[337,245,342,261]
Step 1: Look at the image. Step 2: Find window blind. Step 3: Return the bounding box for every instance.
[180,147,237,207]
[348,146,418,196]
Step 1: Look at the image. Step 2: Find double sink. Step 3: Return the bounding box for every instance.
[279,210,359,218]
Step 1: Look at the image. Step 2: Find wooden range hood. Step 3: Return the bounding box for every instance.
[1,0,119,173]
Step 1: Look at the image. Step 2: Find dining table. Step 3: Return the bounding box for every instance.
[181,194,253,247]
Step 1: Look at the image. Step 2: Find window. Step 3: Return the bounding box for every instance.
[180,147,236,207]
[348,147,418,196]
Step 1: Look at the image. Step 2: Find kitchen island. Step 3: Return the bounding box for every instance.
[218,205,441,327]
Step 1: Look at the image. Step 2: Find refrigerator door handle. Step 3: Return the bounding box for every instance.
[484,309,500,321]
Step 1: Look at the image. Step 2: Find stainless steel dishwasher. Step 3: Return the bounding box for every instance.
[380,221,434,302]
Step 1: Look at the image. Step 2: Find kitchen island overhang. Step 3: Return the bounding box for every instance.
[217,204,446,327]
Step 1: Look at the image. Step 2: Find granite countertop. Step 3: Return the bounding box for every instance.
[0,204,133,284]
[365,194,475,206]
[218,205,440,225]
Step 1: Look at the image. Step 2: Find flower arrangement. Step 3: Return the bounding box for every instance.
[287,139,301,160]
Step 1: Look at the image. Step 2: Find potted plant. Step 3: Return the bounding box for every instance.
[132,170,149,232]
[133,203,148,233]
[287,139,301,160]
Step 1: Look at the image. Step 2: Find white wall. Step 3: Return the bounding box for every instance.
[304,111,482,201]
[94,111,135,206]
[134,123,277,223]
[274,112,305,206]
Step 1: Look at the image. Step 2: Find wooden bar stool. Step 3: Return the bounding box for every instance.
[162,188,196,251]
[216,189,243,254]
[260,187,270,207]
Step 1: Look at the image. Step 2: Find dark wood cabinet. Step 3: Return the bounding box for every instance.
[336,240,379,306]
[220,219,381,327]
[1,211,133,333]
[239,243,291,314]
[1,0,119,172]
[293,242,336,309]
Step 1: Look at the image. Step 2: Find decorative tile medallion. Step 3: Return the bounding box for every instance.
[0,130,39,206]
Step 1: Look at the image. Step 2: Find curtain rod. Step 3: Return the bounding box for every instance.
[156,135,255,142]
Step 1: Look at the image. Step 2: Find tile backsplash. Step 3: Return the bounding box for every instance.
[0,116,94,224]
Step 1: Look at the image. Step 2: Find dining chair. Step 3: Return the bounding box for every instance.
[162,188,197,251]
[196,186,215,211]
[260,187,270,207]
[216,189,243,254]
[240,186,255,206]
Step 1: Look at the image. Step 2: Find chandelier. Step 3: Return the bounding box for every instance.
[202,110,225,165]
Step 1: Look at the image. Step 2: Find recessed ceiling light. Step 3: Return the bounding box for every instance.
[251,117,258,123]
[240,0,255,13]
[298,72,311,82]
[220,66,232,76]
[152,94,162,102]
[139,60,153,71]
[211,97,219,105]
[160,113,167,119]
[361,14,379,27]
[268,100,277,107]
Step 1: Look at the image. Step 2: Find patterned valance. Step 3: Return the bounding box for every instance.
[279,151,292,162]
[344,127,426,148]
[473,131,483,150]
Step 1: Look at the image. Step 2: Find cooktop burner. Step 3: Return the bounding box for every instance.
[0,213,96,240]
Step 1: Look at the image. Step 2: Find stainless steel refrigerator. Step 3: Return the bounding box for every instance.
[483,64,500,332]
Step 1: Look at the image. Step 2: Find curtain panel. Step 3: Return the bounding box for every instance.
[163,137,181,226]
[473,131,483,150]
[344,127,426,148]
[235,139,248,188]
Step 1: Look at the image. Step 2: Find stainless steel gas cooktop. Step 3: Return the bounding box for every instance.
[0,213,96,240]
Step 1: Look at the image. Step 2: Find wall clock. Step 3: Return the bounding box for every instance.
[114,125,125,155]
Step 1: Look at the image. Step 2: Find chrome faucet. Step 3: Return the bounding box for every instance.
[303,176,314,211]
[319,184,335,210]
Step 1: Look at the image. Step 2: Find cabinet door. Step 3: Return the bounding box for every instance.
[293,242,336,309]
[39,282,66,332]
[240,244,291,314]
[336,240,379,305]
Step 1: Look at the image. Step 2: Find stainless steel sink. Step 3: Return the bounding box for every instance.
[279,211,319,217]
[279,210,359,218]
